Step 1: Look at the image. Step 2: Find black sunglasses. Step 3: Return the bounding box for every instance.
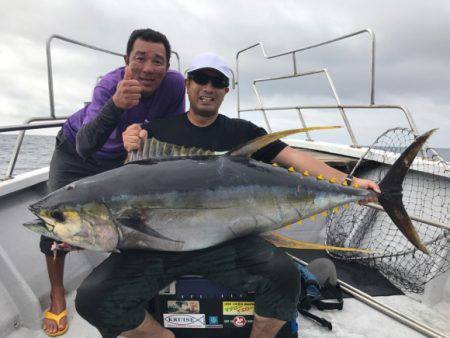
[188,72,229,89]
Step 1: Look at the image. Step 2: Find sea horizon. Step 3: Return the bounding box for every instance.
[1,134,449,178]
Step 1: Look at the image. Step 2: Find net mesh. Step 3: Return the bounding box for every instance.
[325,128,450,293]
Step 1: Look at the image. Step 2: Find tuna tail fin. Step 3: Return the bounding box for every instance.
[377,129,437,255]
[227,126,341,157]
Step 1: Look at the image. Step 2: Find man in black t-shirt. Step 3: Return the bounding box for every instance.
[75,53,380,338]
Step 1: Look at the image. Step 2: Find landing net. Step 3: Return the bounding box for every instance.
[325,128,450,293]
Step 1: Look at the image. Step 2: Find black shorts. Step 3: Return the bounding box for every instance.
[75,236,301,337]
[39,130,124,256]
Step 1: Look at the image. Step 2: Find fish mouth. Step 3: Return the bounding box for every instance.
[23,218,56,239]
[23,218,46,228]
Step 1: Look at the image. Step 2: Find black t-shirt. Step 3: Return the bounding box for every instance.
[142,114,287,163]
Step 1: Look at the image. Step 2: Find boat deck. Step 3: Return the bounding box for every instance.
[6,291,450,338]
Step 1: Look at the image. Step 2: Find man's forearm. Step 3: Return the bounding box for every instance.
[273,146,348,183]
[273,146,381,194]
[75,99,123,159]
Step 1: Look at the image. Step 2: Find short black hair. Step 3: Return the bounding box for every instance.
[126,29,171,63]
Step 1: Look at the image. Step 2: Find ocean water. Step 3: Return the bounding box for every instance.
[0,134,55,177]
[0,134,449,178]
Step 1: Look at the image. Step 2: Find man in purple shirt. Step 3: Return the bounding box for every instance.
[41,28,185,336]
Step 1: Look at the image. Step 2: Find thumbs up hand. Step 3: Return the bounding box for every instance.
[112,66,142,110]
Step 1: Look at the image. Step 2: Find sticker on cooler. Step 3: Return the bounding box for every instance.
[166,300,200,314]
[222,301,255,315]
[208,316,219,325]
[206,315,223,329]
[163,313,206,328]
[233,315,247,327]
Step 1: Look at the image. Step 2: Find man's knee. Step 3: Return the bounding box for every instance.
[265,251,301,295]
[75,280,102,322]
[252,313,286,337]
[254,252,301,322]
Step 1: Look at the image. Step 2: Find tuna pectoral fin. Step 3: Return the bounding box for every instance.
[378,129,436,254]
[261,232,373,253]
[227,126,341,158]
[116,216,182,243]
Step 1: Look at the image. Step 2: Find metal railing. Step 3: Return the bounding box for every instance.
[1,119,67,180]
[234,28,445,162]
[251,69,358,145]
[235,29,382,147]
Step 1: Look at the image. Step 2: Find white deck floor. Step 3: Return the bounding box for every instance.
[6,291,450,338]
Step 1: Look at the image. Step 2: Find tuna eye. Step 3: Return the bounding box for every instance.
[50,210,65,223]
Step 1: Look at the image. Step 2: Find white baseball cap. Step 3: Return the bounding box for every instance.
[187,52,232,79]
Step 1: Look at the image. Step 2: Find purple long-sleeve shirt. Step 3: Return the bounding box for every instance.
[62,67,185,159]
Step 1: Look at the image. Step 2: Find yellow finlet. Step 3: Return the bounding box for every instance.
[310,215,316,221]
[342,181,348,186]
[288,166,295,172]
[261,232,373,253]
[322,210,328,217]
[272,163,279,167]
[329,177,336,183]
[343,204,350,209]
[333,207,339,213]
[297,220,302,225]
[317,174,323,180]
[303,170,310,176]
[353,183,360,188]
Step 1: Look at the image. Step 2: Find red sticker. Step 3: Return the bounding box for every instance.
[233,316,247,327]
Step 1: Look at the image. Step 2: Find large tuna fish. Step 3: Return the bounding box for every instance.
[24,129,434,254]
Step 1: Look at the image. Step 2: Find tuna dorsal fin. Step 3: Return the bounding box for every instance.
[126,137,222,164]
[227,126,341,158]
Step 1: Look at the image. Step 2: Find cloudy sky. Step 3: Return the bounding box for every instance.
[1,0,449,147]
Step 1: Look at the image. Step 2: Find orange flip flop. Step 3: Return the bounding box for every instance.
[43,309,68,337]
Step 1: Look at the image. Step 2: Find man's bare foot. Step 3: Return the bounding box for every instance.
[43,286,67,335]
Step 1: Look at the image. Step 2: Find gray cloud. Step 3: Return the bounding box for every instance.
[0,0,449,147]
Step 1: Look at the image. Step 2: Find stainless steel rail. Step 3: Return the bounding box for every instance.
[0,121,65,133]
[2,118,68,180]
[235,29,376,120]
[233,29,426,149]
[252,69,358,145]
[46,34,124,118]
[239,103,419,135]
[234,29,444,161]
